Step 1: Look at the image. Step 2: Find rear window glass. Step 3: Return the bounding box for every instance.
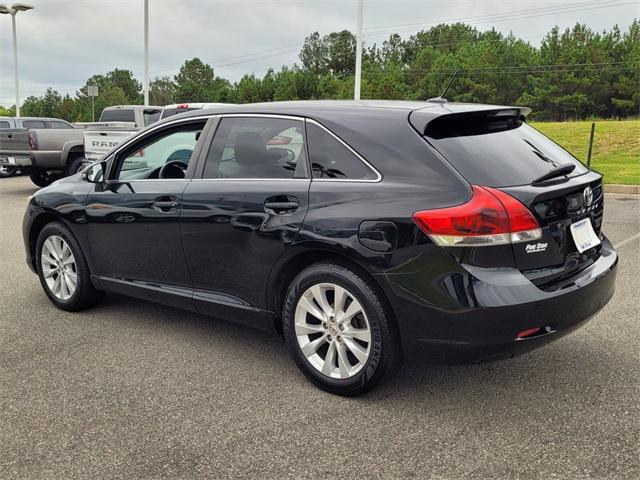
[22,120,46,129]
[307,123,378,180]
[425,115,588,187]
[161,107,199,119]
[100,109,135,123]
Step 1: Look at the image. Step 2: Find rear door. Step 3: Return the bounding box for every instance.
[419,110,603,288]
[180,114,310,327]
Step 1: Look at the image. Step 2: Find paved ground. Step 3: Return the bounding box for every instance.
[1,175,639,479]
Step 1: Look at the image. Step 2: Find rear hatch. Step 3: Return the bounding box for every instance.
[411,107,603,290]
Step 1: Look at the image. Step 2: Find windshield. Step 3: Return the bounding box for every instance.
[425,116,588,187]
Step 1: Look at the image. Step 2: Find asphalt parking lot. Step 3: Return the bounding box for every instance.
[0,175,638,479]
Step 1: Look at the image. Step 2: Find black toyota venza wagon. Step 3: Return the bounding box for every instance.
[23,100,617,395]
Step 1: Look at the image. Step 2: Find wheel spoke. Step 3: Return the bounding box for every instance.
[297,296,326,322]
[295,322,325,336]
[343,337,368,363]
[322,341,337,375]
[343,327,371,343]
[310,285,332,317]
[52,275,62,297]
[43,267,57,278]
[336,342,351,378]
[301,335,327,357]
[341,300,363,323]
[63,275,75,296]
[333,285,347,317]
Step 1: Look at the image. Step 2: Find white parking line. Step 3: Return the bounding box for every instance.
[614,232,640,249]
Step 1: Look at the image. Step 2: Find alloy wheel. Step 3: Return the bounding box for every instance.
[41,235,78,300]
[294,282,372,379]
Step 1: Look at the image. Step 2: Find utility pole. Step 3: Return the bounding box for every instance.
[0,3,34,117]
[354,0,363,101]
[143,0,149,106]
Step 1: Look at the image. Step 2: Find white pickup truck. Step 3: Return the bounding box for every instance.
[83,105,162,162]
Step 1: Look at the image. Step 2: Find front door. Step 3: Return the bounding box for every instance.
[85,119,208,308]
[180,115,310,327]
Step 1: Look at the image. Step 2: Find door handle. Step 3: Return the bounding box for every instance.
[153,196,179,212]
[264,196,299,215]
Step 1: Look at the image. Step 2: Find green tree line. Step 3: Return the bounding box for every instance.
[4,21,638,121]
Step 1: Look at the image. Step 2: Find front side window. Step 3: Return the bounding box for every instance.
[202,117,306,179]
[115,123,204,180]
[0,121,10,128]
[306,123,378,180]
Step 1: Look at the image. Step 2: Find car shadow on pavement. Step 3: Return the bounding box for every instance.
[96,292,629,408]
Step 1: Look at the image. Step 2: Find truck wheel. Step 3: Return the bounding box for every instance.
[0,165,16,178]
[64,156,85,177]
[30,172,57,188]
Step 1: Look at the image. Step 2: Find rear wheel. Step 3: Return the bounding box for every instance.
[30,171,57,187]
[283,263,402,396]
[36,222,104,311]
[64,155,85,177]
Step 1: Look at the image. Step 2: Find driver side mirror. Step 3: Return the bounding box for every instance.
[81,161,106,184]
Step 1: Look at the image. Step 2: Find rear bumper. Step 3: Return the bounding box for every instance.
[0,153,33,167]
[383,237,618,362]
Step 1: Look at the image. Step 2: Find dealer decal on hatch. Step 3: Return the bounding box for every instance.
[525,242,548,253]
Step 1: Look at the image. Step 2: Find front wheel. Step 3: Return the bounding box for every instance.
[283,263,402,396]
[36,222,104,311]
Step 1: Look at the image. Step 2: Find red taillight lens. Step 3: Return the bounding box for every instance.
[27,131,38,150]
[412,185,541,247]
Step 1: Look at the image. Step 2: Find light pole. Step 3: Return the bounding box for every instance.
[143,0,149,106]
[0,3,34,117]
[354,0,363,101]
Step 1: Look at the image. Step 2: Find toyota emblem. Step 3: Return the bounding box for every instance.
[583,186,594,207]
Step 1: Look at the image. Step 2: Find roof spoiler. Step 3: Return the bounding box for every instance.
[409,106,532,135]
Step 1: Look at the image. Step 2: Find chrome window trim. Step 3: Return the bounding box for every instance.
[305,119,382,183]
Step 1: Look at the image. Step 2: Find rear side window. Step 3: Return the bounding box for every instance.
[22,120,46,129]
[202,117,306,179]
[100,109,135,123]
[425,114,588,187]
[0,121,10,128]
[306,123,378,180]
[50,121,73,129]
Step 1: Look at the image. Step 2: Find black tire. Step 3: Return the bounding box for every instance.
[64,155,85,177]
[36,221,104,311]
[0,165,15,177]
[30,171,56,188]
[283,262,402,396]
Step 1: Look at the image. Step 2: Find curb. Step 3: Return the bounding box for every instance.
[604,184,640,195]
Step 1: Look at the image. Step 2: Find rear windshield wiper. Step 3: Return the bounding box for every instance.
[532,163,576,185]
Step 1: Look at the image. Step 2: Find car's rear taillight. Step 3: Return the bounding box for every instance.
[27,131,38,150]
[412,185,541,247]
